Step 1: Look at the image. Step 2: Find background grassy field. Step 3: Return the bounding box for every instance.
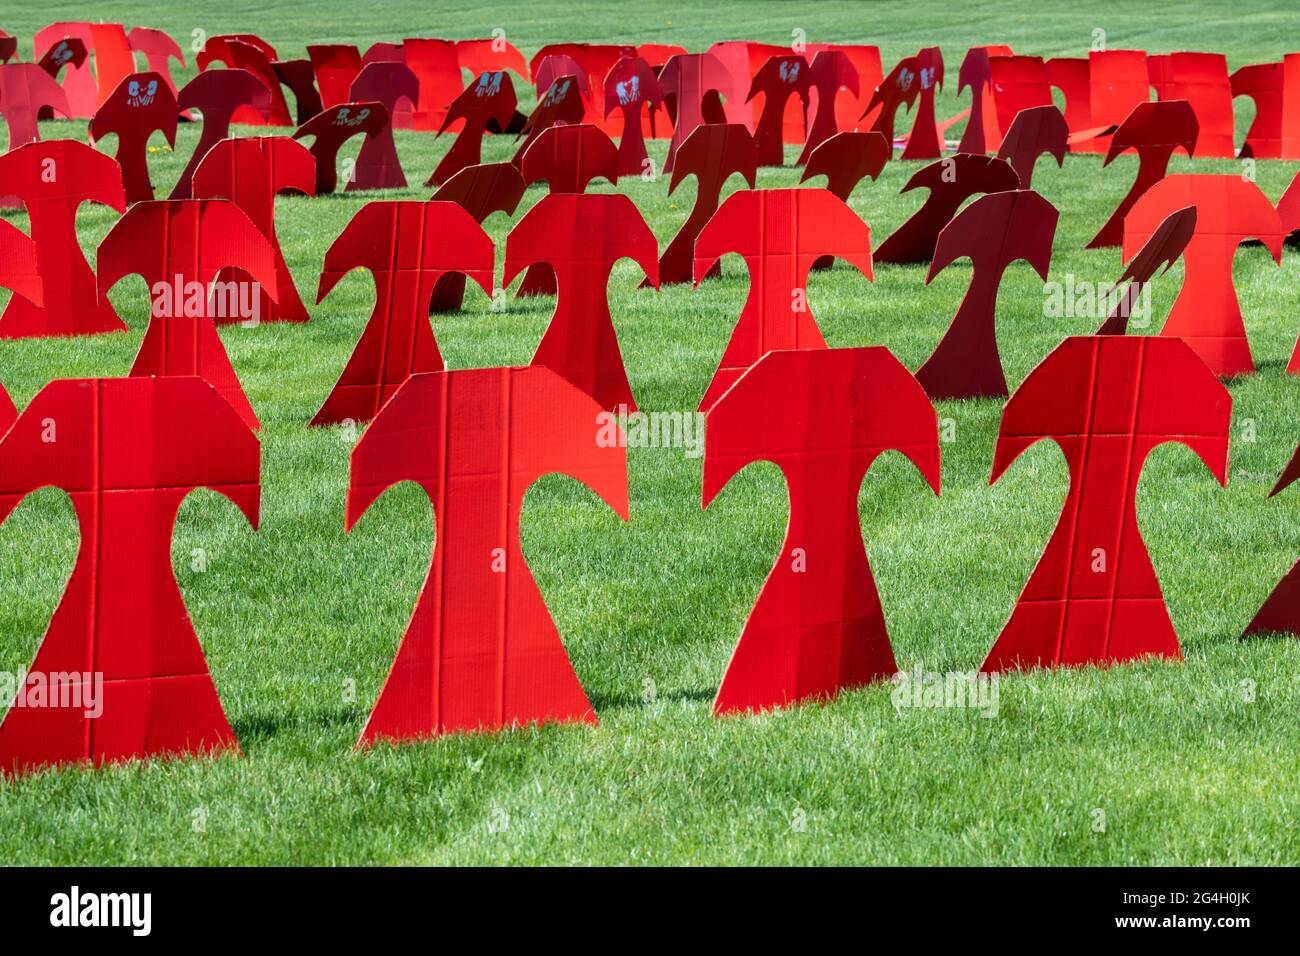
[0,0,1298,865]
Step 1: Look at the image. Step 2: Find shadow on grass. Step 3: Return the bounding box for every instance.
[233,705,362,745]
[589,686,717,711]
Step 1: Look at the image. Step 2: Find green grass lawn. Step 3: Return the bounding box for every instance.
[0,0,1298,865]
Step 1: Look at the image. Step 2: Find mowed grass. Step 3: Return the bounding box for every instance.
[0,0,1298,865]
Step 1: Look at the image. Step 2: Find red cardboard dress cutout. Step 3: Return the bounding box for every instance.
[747,54,811,167]
[170,69,273,200]
[796,50,860,165]
[915,189,1058,401]
[603,56,662,177]
[191,136,317,325]
[37,37,88,117]
[516,123,620,299]
[97,199,278,430]
[197,35,292,127]
[346,62,418,190]
[504,193,658,412]
[346,366,628,744]
[520,122,619,194]
[0,140,123,338]
[1087,99,1198,249]
[0,375,259,776]
[988,55,1054,145]
[875,154,1019,264]
[428,162,526,313]
[658,53,735,174]
[1122,174,1284,378]
[957,45,1014,154]
[900,47,944,161]
[427,70,517,186]
[694,188,874,411]
[657,123,757,287]
[862,55,921,146]
[706,347,940,716]
[981,336,1230,673]
[512,74,587,167]
[293,102,388,194]
[88,72,178,204]
[311,201,494,427]
[995,105,1068,186]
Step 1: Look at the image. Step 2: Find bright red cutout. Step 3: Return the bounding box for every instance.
[1122,174,1284,378]
[1147,53,1234,158]
[956,45,1014,154]
[311,201,494,427]
[427,70,517,186]
[513,74,587,166]
[694,188,873,410]
[346,365,628,745]
[981,336,1230,673]
[97,199,278,430]
[504,193,658,412]
[0,376,259,776]
[705,347,940,716]
[604,57,662,177]
[796,50,860,165]
[747,54,811,167]
[1231,56,1300,159]
[900,47,945,160]
[0,140,122,338]
[192,136,317,325]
